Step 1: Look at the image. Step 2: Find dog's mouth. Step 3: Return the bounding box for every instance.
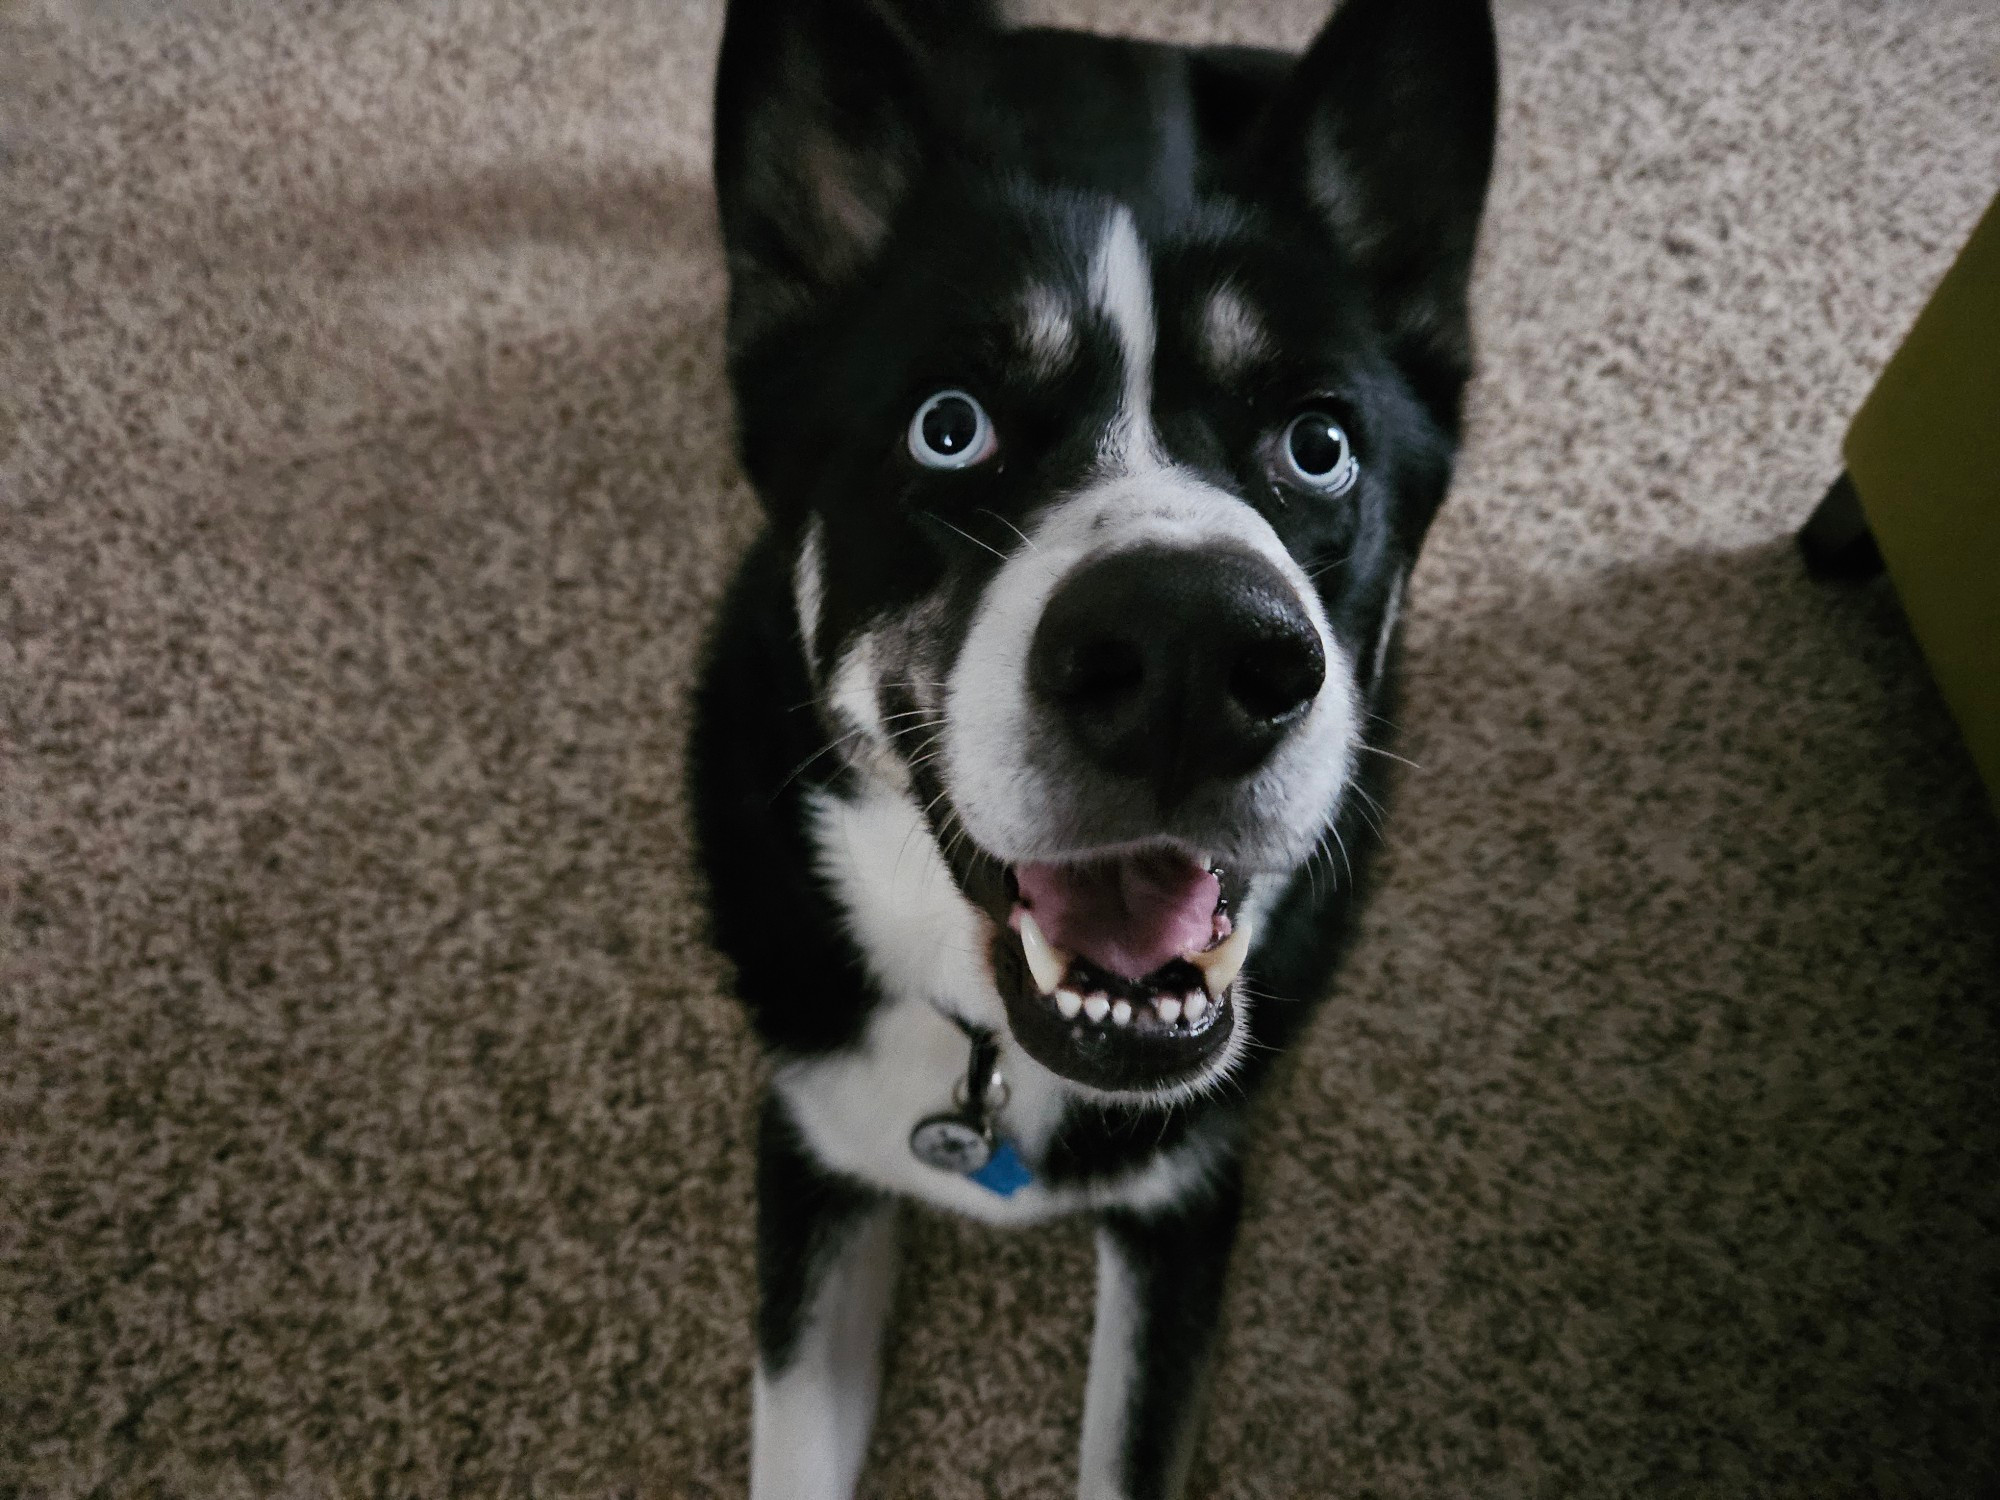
[987,845,1250,1095]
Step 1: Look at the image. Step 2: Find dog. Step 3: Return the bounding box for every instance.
[693,0,1497,1493]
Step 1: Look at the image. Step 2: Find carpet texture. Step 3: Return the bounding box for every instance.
[5,0,1999,1494]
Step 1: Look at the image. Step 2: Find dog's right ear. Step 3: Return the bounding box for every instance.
[712,0,992,350]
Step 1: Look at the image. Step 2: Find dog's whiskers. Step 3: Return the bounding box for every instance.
[920,511,1008,561]
[1355,742,1422,772]
[976,507,1034,549]
[1304,549,1353,583]
[1346,783,1390,843]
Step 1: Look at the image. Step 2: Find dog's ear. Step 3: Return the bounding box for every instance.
[1256,0,1498,408]
[712,0,993,350]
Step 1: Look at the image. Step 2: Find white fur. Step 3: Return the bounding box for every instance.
[828,631,879,740]
[793,515,826,681]
[824,629,913,792]
[780,777,1233,1223]
[1077,1229,1142,1500]
[1088,208,1162,471]
[941,465,1361,875]
[807,776,1010,1038]
[750,1203,900,1500]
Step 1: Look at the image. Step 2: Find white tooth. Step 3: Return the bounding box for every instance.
[1017,912,1070,995]
[1184,992,1209,1025]
[1055,988,1083,1020]
[1111,999,1133,1026]
[1191,920,1252,998]
[1155,996,1182,1025]
[1082,993,1111,1022]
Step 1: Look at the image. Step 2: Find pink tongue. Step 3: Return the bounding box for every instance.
[1014,851,1219,982]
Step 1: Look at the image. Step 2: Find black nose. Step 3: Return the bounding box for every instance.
[1027,545,1326,806]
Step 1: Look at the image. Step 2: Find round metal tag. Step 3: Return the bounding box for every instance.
[909,1114,993,1175]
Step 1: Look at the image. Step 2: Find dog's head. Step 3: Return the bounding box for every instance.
[713,0,1496,1103]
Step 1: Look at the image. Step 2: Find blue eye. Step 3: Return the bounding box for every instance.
[909,390,998,470]
[1278,411,1358,496]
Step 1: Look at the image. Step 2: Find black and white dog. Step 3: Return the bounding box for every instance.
[694,0,1496,1492]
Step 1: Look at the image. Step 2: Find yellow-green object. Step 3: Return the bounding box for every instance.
[1842,188,2000,814]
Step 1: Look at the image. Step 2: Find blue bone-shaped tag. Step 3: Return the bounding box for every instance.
[969,1138,1034,1197]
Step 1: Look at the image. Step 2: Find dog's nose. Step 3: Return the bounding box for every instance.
[1028,545,1325,805]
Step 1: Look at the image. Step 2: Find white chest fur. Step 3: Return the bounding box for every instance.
[776,778,1221,1226]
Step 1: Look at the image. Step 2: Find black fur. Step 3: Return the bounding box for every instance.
[694,536,880,1057]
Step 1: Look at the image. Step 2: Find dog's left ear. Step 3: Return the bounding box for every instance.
[1256,0,1498,408]
[712,0,994,352]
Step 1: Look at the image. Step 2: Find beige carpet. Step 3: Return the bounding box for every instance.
[5,0,1999,1493]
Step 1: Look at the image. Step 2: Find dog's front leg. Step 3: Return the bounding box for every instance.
[750,1096,899,1500]
[1078,1172,1245,1500]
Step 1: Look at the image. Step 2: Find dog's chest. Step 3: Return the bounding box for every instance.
[775,777,1212,1225]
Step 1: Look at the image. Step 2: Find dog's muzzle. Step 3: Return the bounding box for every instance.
[964,542,1327,1094]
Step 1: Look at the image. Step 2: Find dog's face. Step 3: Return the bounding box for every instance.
[715,0,1495,1102]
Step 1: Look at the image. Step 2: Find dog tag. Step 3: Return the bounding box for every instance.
[909,1029,1024,1185]
[969,1137,1034,1198]
[909,1113,994,1174]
